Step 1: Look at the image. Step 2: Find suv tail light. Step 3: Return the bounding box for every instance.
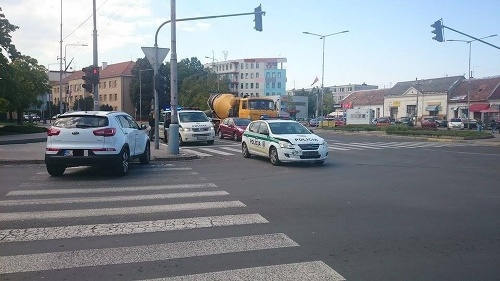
[47,127,60,136]
[93,128,116,137]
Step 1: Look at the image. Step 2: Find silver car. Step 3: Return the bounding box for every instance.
[447,118,463,129]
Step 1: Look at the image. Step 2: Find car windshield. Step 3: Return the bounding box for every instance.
[234,118,251,126]
[450,118,462,122]
[179,112,209,122]
[268,122,311,135]
[53,115,109,128]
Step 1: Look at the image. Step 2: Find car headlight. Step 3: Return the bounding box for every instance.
[279,141,295,149]
[180,127,192,132]
[321,141,328,148]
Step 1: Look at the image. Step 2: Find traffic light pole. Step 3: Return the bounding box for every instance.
[440,23,500,50]
[152,5,266,153]
[92,0,99,111]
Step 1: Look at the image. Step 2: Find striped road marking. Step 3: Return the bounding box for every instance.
[180,148,212,157]
[0,233,299,274]
[0,201,246,221]
[0,214,268,243]
[8,183,218,196]
[144,261,346,281]
[220,146,243,153]
[198,147,234,156]
[0,191,229,206]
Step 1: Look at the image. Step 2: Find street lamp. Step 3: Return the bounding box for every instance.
[303,30,349,117]
[205,56,220,92]
[139,68,153,121]
[64,43,88,71]
[447,34,497,128]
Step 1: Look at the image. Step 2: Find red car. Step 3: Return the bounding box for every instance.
[420,117,438,129]
[218,117,251,141]
[376,116,393,126]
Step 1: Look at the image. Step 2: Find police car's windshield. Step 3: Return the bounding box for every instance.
[269,122,311,135]
[179,112,209,122]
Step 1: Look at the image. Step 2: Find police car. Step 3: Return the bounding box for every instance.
[241,119,329,165]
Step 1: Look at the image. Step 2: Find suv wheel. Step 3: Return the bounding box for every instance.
[139,143,150,165]
[46,164,65,176]
[115,148,130,176]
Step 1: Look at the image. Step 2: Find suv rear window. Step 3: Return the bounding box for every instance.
[54,115,109,128]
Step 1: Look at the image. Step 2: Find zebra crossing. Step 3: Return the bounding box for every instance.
[176,141,475,157]
[0,165,346,280]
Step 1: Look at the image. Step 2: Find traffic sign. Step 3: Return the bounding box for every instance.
[142,47,170,72]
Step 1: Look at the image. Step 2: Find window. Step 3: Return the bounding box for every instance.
[115,94,117,101]
[99,95,102,101]
[251,63,254,69]
[108,81,111,88]
[277,73,281,78]
[272,82,275,88]
[103,82,106,89]
[256,63,259,68]
[109,94,112,101]
[266,82,270,89]
[245,83,248,89]
[256,83,259,89]
[266,73,270,78]
[241,73,244,79]
[272,72,276,78]
[277,82,281,88]
[250,73,254,79]
[256,73,260,78]
[114,80,117,88]
[240,63,244,69]
[250,83,254,89]
[104,95,107,101]
[246,63,249,69]
[241,83,244,89]
[245,73,248,79]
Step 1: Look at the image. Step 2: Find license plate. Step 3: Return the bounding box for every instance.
[63,150,88,156]
[302,151,319,156]
[197,136,207,140]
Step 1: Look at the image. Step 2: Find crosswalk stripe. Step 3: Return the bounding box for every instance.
[329,142,365,150]
[329,146,350,151]
[0,201,246,221]
[198,147,234,155]
[0,214,268,243]
[220,146,243,153]
[144,261,346,281]
[8,183,218,196]
[0,191,230,206]
[333,142,384,149]
[180,148,212,157]
[0,233,299,274]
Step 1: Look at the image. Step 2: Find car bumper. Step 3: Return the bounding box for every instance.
[180,132,215,143]
[45,151,121,167]
[277,147,329,163]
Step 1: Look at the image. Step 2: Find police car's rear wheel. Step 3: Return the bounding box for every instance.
[269,147,281,166]
[242,142,251,158]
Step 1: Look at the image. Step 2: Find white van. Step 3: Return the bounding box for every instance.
[161,110,215,145]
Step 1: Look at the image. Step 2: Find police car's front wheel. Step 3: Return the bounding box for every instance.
[269,147,281,166]
[242,142,251,158]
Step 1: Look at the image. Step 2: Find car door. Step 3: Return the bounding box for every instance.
[116,115,137,156]
[246,122,261,155]
[256,122,270,155]
[220,118,229,138]
[126,115,145,156]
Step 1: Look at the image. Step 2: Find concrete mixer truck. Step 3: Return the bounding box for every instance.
[206,93,280,133]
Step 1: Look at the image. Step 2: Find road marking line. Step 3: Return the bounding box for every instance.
[220,146,243,152]
[329,143,365,150]
[8,183,218,196]
[198,147,234,155]
[180,148,212,157]
[328,146,350,151]
[144,261,346,281]
[0,201,246,221]
[0,233,299,274]
[0,214,268,243]
[0,191,229,206]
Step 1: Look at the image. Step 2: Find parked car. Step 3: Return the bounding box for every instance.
[241,119,328,166]
[45,111,150,177]
[461,118,478,130]
[448,118,463,129]
[396,116,414,126]
[435,118,448,127]
[218,117,251,141]
[308,117,325,127]
[421,117,438,129]
[376,117,393,126]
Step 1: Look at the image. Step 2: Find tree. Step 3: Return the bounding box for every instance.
[0,7,21,115]
[72,96,94,111]
[9,55,49,123]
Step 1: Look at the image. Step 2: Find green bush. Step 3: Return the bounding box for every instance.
[0,124,47,136]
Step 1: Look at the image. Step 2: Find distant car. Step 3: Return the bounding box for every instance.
[45,111,150,177]
[218,117,251,141]
[397,116,414,126]
[308,117,325,127]
[241,119,328,165]
[461,118,478,130]
[376,117,392,126]
[435,118,448,127]
[448,118,463,129]
[421,117,438,129]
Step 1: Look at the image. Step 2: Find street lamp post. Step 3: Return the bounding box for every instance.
[448,34,497,128]
[303,30,349,117]
[64,43,88,71]
[139,68,153,121]
[205,56,220,92]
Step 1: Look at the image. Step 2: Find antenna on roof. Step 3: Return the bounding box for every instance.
[222,51,228,61]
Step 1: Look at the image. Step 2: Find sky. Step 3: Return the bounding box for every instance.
[2,0,500,90]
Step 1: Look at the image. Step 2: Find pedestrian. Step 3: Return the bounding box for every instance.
[148,110,155,140]
[477,119,483,132]
[490,118,497,133]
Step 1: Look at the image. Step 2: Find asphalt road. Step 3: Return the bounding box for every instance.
[0,134,499,280]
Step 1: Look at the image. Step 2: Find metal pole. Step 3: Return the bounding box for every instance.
[320,36,325,117]
[467,41,471,129]
[92,0,99,111]
[168,0,180,154]
[139,70,142,121]
[59,0,63,114]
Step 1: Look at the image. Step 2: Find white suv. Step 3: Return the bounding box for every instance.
[45,111,150,176]
[162,110,215,145]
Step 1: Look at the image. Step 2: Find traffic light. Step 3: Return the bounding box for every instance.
[91,66,100,85]
[254,4,264,32]
[82,67,93,93]
[431,20,444,42]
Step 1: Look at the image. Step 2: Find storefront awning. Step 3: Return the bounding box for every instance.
[469,103,489,112]
[425,105,439,111]
[480,108,500,113]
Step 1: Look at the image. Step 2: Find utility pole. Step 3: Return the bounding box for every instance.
[92,0,99,111]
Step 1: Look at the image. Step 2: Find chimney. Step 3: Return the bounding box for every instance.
[102,62,108,70]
